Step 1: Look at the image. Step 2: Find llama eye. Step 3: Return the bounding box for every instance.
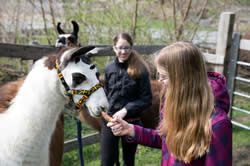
[58,37,66,44]
[90,64,95,70]
[72,73,86,87]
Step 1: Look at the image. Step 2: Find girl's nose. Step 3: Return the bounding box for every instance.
[121,49,126,53]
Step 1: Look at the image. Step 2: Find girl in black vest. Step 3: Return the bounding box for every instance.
[101,32,152,166]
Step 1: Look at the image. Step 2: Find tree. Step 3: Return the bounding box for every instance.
[39,0,52,45]
[160,0,209,42]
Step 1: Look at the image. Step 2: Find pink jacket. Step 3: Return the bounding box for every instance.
[129,72,232,166]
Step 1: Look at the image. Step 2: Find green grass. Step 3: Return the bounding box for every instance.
[63,114,161,165]
[233,125,250,148]
[63,142,161,166]
[232,95,250,127]
[63,143,100,166]
[63,139,161,166]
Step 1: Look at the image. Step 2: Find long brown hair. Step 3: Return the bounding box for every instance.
[156,41,214,163]
[113,32,149,79]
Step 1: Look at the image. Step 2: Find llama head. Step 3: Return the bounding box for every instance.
[58,46,108,117]
[55,21,79,48]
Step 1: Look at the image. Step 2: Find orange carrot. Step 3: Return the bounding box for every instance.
[101,111,113,122]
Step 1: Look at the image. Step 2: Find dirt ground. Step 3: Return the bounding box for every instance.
[233,145,250,166]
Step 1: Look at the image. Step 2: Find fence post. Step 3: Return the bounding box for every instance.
[215,12,235,74]
[226,33,241,118]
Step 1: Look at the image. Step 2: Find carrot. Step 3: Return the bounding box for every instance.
[101,111,113,122]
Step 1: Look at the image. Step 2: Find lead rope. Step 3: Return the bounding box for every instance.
[77,119,84,166]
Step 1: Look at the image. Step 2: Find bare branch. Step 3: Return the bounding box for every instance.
[26,0,40,12]
[14,0,21,44]
[190,0,208,41]
[39,0,51,45]
[171,0,177,39]
[182,0,192,22]
[160,2,173,41]
[176,0,192,40]
[131,0,139,40]
[48,0,57,34]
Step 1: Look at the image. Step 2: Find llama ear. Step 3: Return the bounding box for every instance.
[69,46,95,61]
[60,46,95,69]
[57,22,65,34]
[71,21,79,38]
[86,47,113,58]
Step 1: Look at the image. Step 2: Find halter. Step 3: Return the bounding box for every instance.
[56,60,103,110]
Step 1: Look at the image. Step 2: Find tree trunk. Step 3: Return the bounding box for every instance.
[131,0,139,40]
[14,0,21,44]
[48,0,57,34]
[39,0,51,45]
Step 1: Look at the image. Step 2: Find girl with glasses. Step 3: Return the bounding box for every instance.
[101,32,152,166]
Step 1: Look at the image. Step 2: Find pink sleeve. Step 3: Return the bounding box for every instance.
[127,125,162,149]
[205,119,232,166]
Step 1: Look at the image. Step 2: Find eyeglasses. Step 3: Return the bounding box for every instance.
[159,77,168,82]
[158,73,169,82]
[115,46,132,51]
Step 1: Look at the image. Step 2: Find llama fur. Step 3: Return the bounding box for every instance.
[0,57,65,165]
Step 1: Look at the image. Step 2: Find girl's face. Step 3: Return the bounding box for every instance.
[113,38,132,63]
[157,66,169,86]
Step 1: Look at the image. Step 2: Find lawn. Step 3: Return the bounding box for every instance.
[62,115,161,166]
[63,109,250,166]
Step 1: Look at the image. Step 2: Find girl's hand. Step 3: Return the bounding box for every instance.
[107,118,135,137]
[112,107,127,119]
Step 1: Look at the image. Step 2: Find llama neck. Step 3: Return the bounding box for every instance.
[5,58,67,146]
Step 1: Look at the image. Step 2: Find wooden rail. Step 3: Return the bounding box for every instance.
[64,132,100,153]
[0,43,55,60]
[0,43,225,65]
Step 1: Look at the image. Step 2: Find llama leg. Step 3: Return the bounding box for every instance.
[49,113,64,166]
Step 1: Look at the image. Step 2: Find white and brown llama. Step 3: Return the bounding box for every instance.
[0,60,163,166]
[0,20,163,165]
[0,46,108,166]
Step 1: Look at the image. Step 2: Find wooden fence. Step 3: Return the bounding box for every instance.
[0,12,242,152]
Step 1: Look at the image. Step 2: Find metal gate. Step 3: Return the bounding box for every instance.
[227,32,250,130]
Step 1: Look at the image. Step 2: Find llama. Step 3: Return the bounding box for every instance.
[0,76,163,166]
[0,46,108,166]
[55,20,80,48]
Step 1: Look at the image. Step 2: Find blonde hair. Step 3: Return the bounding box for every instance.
[113,32,149,79]
[156,41,214,163]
